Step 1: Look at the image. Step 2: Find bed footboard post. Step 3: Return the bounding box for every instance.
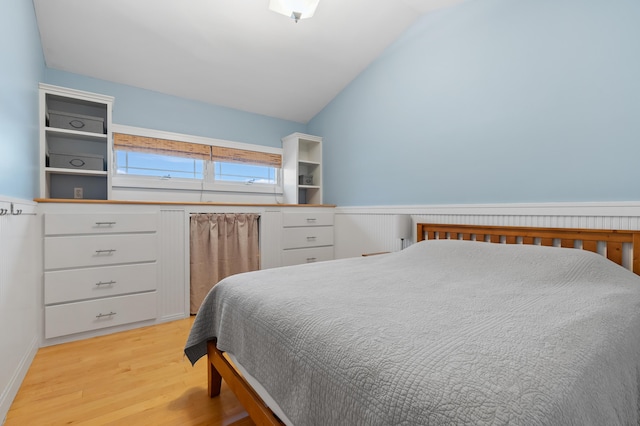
[207,340,222,397]
[633,233,640,275]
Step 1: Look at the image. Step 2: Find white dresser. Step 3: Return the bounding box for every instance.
[281,211,334,266]
[43,212,158,339]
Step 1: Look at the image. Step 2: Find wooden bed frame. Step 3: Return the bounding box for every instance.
[206,223,640,425]
[416,223,640,274]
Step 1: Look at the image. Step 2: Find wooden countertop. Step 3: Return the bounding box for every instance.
[34,198,336,208]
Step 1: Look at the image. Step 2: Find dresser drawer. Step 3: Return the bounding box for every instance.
[282,226,333,249]
[282,212,333,227]
[45,234,157,270]
[45,213,157,236]
[45,292,157,338]
[282,246,334,267]
[45,263,157,305]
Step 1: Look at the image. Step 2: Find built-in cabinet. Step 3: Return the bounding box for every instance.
[39,84,113,200]
[34,85,335,343]
[43,212,158,339]
[39,202,334,344]
[38,86,326,206]
[282,133,323,204]
[281,211,334,266]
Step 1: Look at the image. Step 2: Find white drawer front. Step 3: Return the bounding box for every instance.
[45,263,157,305]
[45,213,157,235]
[45,234,157,270]
[282,246,334,267]
[282,226,333,249]
[282,211,334,227]
[45,292,157,338]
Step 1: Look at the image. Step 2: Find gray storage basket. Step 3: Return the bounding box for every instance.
[48,110,105,134]
[49,152,105,171]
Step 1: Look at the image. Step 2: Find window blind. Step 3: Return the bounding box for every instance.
[113,133,281,167]
[211,146,281,167]
[113,133,210,160]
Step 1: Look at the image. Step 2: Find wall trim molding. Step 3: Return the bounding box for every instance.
[336,201,640,217]
[0,196,37,208]
[159,313,188,323]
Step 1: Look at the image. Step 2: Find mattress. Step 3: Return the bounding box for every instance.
[185,239,640,425]
[227,352,294,425]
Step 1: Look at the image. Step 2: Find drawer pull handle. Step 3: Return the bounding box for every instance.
[95,221,116,226]
[306,257,317,263]
[306,218,317,222]
[95,280,116,287]
[96,312,116,319]
[95,249,116,254]
[306,236,317,241]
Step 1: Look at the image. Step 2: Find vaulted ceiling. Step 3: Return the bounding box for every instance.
[33,0,466,123]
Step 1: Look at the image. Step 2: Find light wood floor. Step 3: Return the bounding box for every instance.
[6,317,254,426]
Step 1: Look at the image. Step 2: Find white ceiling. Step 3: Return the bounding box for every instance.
[33,0,465,123]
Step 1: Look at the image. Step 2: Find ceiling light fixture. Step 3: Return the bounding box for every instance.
[269,0,320,23]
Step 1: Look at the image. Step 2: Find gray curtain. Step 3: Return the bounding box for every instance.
[190,213,260,314]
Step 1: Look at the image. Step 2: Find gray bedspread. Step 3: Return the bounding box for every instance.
[184,240,640,425]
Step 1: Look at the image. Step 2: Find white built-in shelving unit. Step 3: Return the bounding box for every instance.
[39,83,113,200]
[282,132,323,204]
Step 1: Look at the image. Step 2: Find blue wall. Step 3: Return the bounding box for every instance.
[308,0,640,206]
[0,0,45,199]
[45,69,305,149]
[7,0,640,205]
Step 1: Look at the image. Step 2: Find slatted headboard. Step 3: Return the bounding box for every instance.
[416,223,640,275]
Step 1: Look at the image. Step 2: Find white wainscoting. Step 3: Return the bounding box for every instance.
[0,197,41,423]
[159,209,188,322]
[335,202,640,259]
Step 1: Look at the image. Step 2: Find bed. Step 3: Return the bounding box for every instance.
[184,223,640,425]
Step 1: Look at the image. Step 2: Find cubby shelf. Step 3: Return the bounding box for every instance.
[39,84,114,200]
[281,133,323,205]
[45,167,108,176]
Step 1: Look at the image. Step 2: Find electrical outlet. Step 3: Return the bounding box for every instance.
[73,187,83,199]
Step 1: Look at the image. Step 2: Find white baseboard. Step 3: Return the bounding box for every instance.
[158,313,190,323]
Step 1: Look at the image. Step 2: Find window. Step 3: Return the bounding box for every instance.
[214,162,277,184]
[112,131,281,192]
[210,145,281,185]
[116,151,204,179]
